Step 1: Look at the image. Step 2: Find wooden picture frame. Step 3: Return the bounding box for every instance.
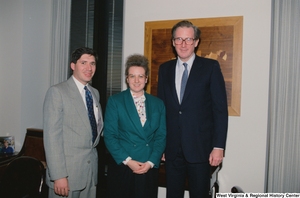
[144,16,243,116]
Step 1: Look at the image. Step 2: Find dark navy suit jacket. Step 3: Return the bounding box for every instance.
[157,55,228,163]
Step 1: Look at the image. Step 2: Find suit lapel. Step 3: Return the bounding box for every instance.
[89,88,103,132]
[143,94,151,129]
[124,89,145,134]
[66,78,91,134]
[181,56,202,103]
[168,60,180,105]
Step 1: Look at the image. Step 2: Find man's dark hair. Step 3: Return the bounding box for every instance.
[71,47,98,64]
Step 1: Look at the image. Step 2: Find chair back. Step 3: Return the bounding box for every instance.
[0,156,45,198]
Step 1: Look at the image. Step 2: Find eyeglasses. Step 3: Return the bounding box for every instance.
[173,37,195,45]
[127,74,146,80]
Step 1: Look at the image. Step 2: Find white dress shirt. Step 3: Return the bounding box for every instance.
[175,53,195,101]
[72,75,99,123]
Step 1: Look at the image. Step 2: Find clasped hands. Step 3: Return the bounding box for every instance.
[127,159,151,174]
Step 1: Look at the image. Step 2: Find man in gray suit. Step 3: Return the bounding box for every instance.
[43,47,103,198]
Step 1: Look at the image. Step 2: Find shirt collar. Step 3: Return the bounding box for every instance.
[72,75,88,92]
[130,90,145,100]
[177,53,196,69]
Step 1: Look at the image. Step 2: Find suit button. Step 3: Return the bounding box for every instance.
[146,144,149,146]
[87,160,91,164]
[179,111,182,114]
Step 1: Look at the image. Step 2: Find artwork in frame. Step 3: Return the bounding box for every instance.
[144,16,243,116]
[0,136,15,154]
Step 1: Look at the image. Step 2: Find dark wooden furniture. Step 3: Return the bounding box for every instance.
[0,152,19,163]
[0,128,46,175]
[0,156,45,197]
[0,128,48,197]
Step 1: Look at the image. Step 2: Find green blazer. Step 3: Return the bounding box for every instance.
[104,88,166,168]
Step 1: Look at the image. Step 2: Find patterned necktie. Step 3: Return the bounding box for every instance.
[180,63,188,103]
[84,86,97,143]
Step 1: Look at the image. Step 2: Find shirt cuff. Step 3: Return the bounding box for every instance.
[147,161,154,168]
[122,157,132,165]
[214,147,224,150]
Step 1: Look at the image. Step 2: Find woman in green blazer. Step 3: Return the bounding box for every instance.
[104,54,166,198]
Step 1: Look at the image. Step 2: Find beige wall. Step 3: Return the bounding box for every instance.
[0,0,51,150]
[123,0,272,194]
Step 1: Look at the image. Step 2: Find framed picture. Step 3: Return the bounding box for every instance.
[144,16,243,116]
[0,136,15,154]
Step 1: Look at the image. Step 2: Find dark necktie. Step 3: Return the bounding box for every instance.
[180,63,188,103]
[84,86,97,143]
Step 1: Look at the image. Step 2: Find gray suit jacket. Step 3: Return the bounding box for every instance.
[43,77,103,190]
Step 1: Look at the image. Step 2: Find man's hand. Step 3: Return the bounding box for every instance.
[209,149,224,166]
[54,177,70,197]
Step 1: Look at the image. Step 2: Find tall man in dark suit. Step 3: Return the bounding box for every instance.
[157,20,228,198]
[43,47,103,198]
